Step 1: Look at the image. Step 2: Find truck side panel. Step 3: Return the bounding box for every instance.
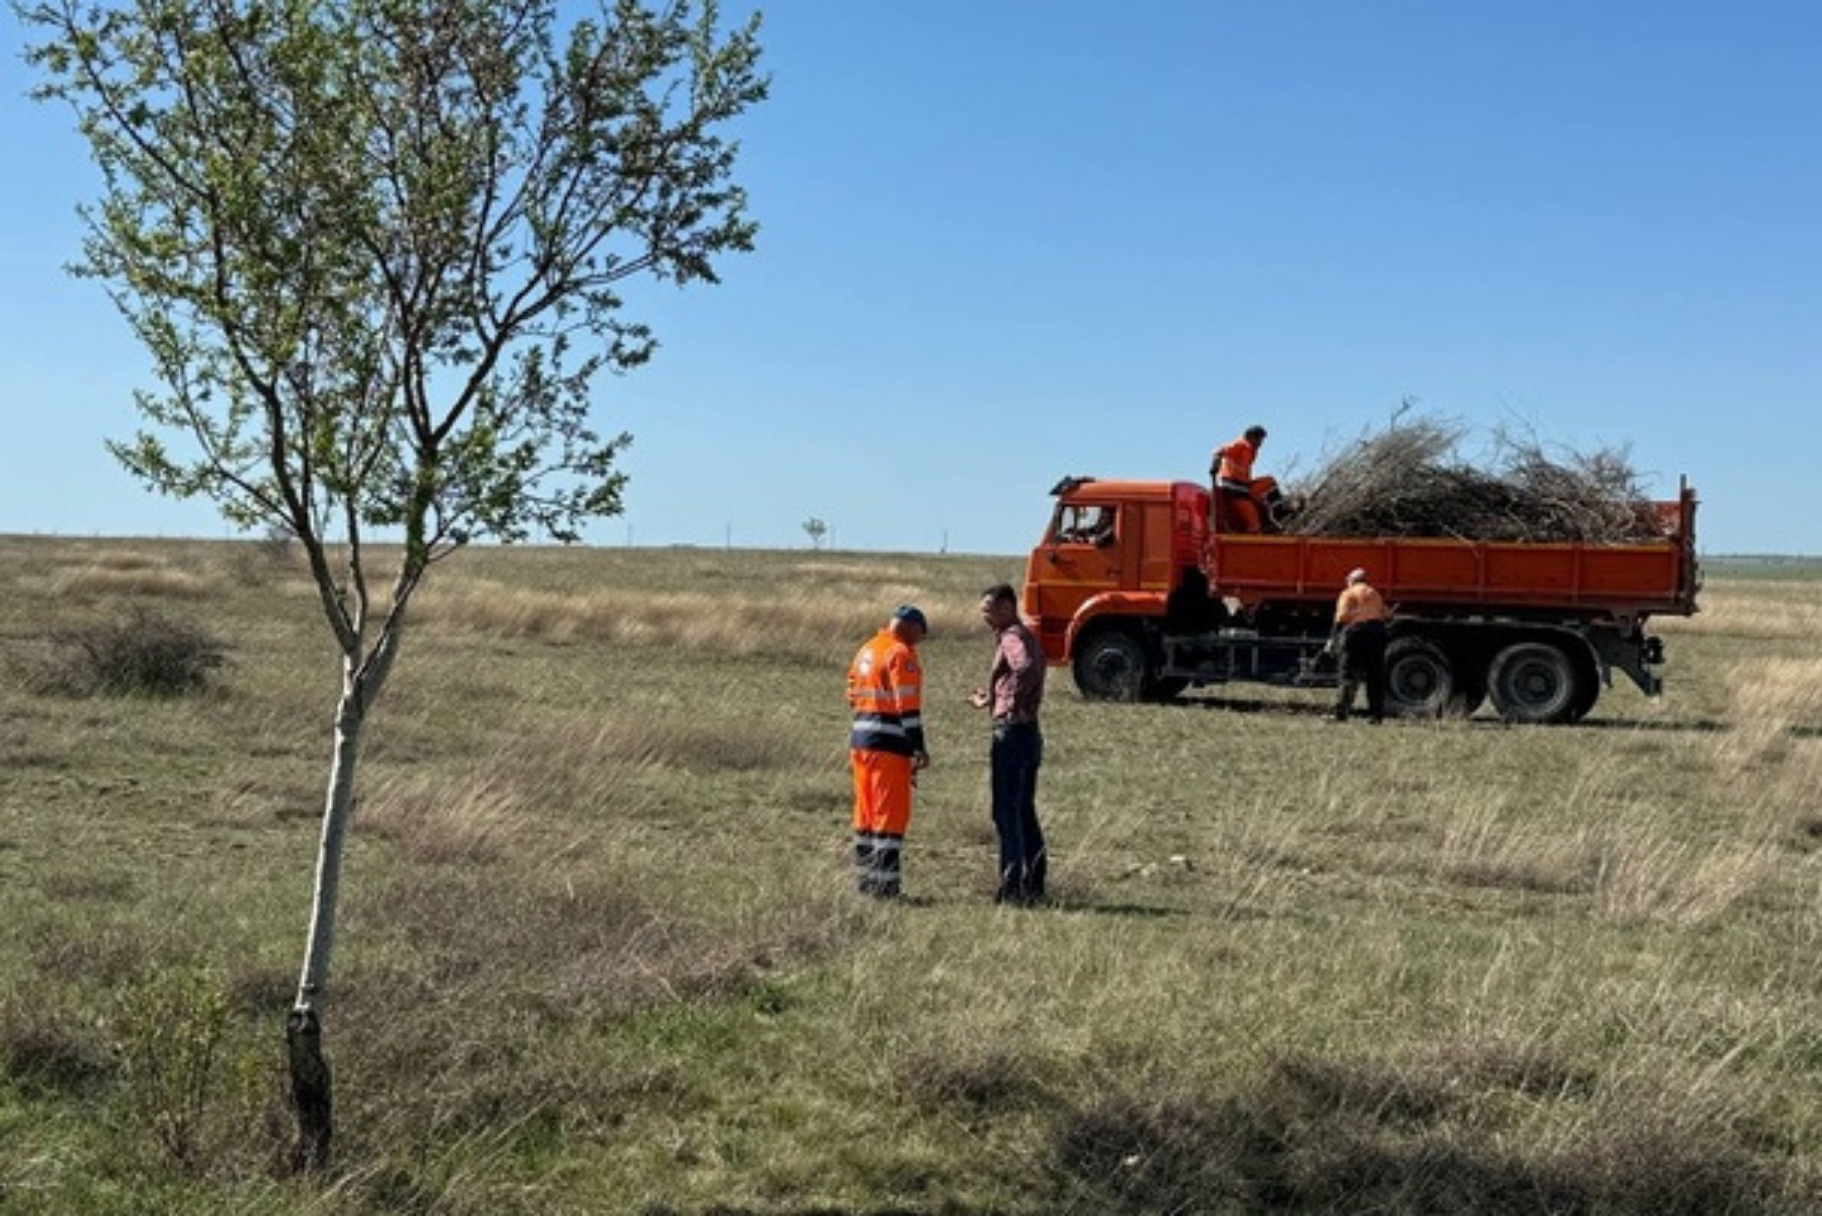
[1208,521,1696,618]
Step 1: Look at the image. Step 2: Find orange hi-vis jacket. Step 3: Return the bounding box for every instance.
[1334,583,1392,627]
[848,629,926,757]
[1213,435,1260,494]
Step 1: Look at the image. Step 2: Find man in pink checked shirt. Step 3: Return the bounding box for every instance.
[968,582,1048,906]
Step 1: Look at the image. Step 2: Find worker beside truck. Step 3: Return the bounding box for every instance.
[1329,568,1392,723]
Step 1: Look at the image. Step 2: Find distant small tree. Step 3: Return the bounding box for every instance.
[18,0,766,1170]
[802,517,828,550]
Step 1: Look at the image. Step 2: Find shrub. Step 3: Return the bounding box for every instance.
[44,607,228,697]
[113,966,234,1168]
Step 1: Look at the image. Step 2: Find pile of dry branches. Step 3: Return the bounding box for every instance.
[1283,416,1666,542]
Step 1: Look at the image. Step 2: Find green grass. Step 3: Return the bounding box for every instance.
[4,536,1822,1212]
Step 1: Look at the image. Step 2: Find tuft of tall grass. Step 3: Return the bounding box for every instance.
[412,573,978,659]
[50,559,222,600]
[1719,657,1822,770]
[358,770,534,865]
[1438,801,1601,896]
[1664,582,1822,642]
[1594,834,1780,926]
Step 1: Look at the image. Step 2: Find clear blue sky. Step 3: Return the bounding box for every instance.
[3,2,1817,556]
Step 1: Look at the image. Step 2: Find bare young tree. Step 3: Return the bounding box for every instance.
[17,0,766,1169]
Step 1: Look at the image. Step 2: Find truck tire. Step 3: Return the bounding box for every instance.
[1073,629,1149,702]
[1488,641,1580,725]
[1564,658,1602,722]
[1385,637,1463,719]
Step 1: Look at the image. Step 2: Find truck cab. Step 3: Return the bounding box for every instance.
[1023,477,1209,699]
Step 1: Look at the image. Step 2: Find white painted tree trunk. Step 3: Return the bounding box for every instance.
[285,662,369,1170]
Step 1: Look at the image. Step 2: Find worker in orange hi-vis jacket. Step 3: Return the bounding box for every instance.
[1329,568,1393,722]
[1211,424,1269,533]
[846,604,930,898]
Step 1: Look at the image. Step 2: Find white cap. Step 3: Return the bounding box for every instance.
[1347,568,1368,584]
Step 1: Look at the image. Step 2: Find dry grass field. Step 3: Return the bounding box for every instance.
[4,537,1822,1213]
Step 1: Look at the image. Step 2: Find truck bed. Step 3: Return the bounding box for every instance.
[1207,487,1699,619]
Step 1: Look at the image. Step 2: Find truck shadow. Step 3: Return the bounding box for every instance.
[1568,716,1729,734]
[1043,898,1191,921]
[1169,694,1331,718]
[1160,695,1730,735]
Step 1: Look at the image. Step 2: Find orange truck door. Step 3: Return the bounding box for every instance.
[1031,499,1132,630]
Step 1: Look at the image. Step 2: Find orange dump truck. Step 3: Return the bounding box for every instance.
[1023,476,1700,724]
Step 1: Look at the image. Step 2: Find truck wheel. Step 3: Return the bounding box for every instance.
[1073,630,1149,702]
[1488,641,1579,725]
[1385,637,1459,718]
[1564,661,1602,722]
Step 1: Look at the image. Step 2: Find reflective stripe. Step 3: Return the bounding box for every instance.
[851,686,920,707]
[854,830,905,891]
[851,730,918,755]
[849,627,926,758]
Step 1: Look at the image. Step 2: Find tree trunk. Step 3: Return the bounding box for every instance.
[286,677,365,1171]
[285,1005,332,1172]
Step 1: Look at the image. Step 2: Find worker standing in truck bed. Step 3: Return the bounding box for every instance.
[1211,424,1269,533]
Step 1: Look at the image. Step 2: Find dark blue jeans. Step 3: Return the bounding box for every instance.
[990,722,1046,902]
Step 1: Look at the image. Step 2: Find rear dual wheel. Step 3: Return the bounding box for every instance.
[1487,641,1585,725]
[1384,637,1481,719]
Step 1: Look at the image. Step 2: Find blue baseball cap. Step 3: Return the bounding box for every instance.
[892,603,929,633]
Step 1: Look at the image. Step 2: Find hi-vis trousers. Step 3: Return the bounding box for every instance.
[850,748,913,897]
